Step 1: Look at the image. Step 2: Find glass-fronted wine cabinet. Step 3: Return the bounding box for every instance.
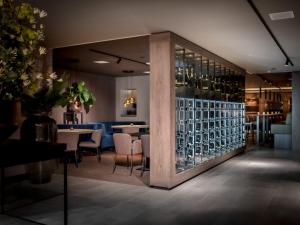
[175,45,245,173]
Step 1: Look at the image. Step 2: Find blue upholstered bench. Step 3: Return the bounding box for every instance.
[90,121,146,149]
[57,122,146,150]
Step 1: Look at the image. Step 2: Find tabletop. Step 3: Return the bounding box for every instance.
[111,125,149,129]
[57,129,94,134]
[0,139,66,167]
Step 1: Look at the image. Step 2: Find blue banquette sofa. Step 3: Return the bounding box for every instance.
[57,121,146,150]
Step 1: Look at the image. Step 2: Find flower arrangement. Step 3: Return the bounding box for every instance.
[0,0,47,100]
[0,0,95,116]
[22,72,68,114]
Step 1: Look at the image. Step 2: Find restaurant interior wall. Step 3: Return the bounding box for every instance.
[52,69,116,124]
[115,75,150,124]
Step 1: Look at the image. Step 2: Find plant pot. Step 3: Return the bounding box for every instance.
[20,113,58,184]
[67,102,82,113]
[0,100,22,142]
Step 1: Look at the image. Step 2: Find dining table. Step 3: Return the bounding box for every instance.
[111,124,149,140]
[111,124,150,129]
[111,124,149,137]
[57,128,94,134]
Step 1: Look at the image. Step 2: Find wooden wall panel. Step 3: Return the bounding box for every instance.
[149,32,175,188]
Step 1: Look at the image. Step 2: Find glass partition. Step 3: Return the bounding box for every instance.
[175,45,245,173]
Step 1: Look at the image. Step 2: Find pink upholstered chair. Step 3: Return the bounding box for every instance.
[79,129,102,162]
[113,133,142,175]
[57,132,80,167]
[140,134,150,176]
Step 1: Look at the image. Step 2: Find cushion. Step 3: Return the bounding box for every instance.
[271,124,291,134]
[285,112,292,125]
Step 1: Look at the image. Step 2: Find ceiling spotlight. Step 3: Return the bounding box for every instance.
[285,59,289,67]
[93,60,109,64]
[117,57,122,64]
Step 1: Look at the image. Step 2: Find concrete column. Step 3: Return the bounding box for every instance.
[292,72,300,151]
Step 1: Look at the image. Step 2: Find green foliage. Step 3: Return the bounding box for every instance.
[0,0,46,100]
[60,81,96,113]
[22,72,69,114]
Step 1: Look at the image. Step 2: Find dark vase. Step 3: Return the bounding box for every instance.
[20,113,58,184]
[0,100,22,142]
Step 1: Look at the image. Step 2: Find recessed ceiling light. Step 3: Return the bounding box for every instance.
[93,60,109,64]
[269,11,294,21]
[143,71,150,74]
[146,62,150,65]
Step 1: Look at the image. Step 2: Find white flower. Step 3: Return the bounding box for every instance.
[23,80,31,87]
[40,24,44,29]
[39,10,47,18]
[32,24,36,29]
[11,49,17,56]
[39,46,46,55]
[22,48,29,56]
[49,72,57,80]
[33,8,40,14]
[20,74,29,81]
[35,73,43,80]
[46,78,52,86]
[57,78,63,82]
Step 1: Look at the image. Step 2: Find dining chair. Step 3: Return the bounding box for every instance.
[122,127,140,141]
[79,129,102,162]
[113,133,142,175]
[140,134,150,176]
[57,132,80,167]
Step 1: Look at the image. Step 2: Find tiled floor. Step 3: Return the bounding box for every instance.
[1,147,300,225]
[57,150,149,187]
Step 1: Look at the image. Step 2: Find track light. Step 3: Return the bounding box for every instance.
[284,58,289,67]
[116,57,122,64]
[247,0,294,67]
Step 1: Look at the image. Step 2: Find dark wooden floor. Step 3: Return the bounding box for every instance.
[1,147,300,225]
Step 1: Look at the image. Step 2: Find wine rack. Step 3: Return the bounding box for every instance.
[175,45,245,173]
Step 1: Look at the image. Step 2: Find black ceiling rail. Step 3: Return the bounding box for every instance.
[89,49,148,66]
[247,0,294,66]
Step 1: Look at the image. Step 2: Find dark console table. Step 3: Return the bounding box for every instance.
[63,111,83,124]
[0,140,67,225]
